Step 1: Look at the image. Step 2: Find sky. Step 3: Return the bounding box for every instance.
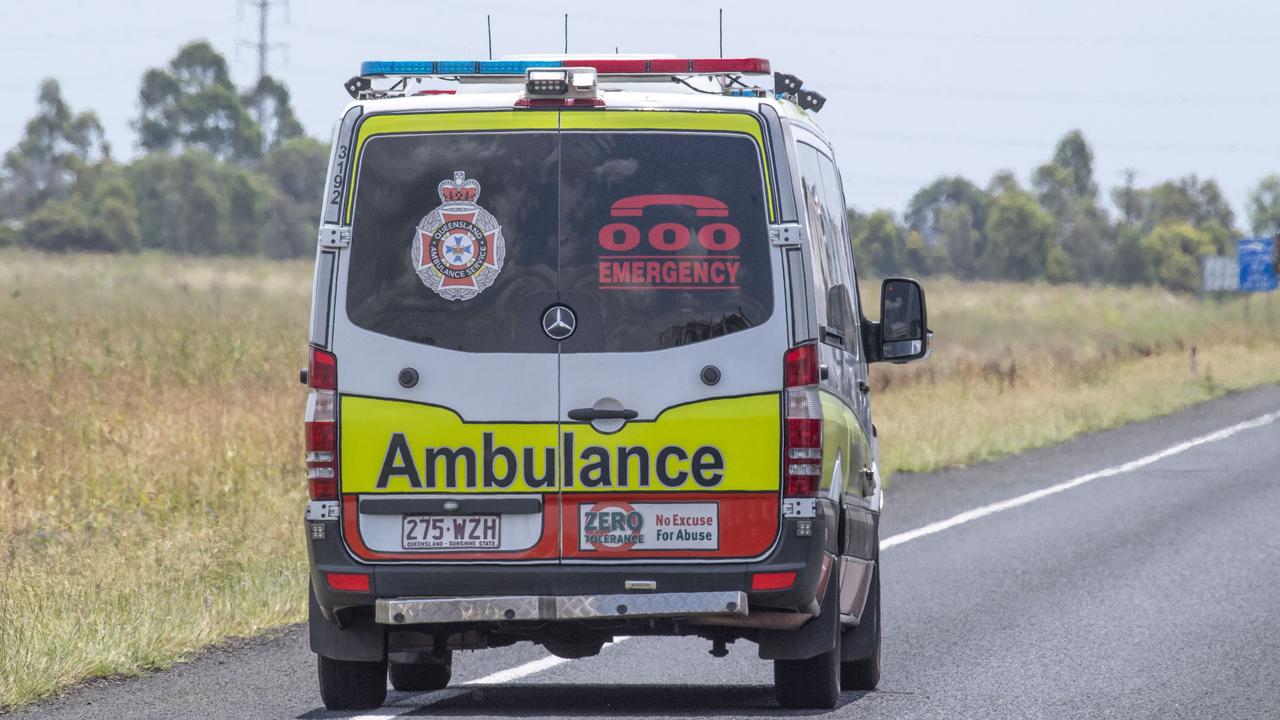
[4,0,1279,224]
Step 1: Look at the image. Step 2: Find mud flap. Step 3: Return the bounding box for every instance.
[309,584,386,662]
[757,562,839,660]
[841,578,876,659]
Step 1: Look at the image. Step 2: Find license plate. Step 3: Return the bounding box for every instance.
[401,515,500,550]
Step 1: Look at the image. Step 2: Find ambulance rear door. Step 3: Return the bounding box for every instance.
[554,111,788,563]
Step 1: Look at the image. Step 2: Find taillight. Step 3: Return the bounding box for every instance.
[751,571,797,591]
[783,343,822,497]
[305,348,338,500]
[325,572,370,593]
[308,348,337,391]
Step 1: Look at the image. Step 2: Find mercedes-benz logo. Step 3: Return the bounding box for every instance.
[542,305,576,340]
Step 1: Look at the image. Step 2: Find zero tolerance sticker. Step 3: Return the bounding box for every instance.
[579,500,719,552]
[412,171,506,301]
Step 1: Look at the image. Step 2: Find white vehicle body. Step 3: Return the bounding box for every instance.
[301,56,929,712]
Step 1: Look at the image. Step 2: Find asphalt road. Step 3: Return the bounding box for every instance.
[16,385,1280,720]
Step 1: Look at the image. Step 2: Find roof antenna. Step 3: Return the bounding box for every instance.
[719,8,723,58]
[487,15,493,60]
[564,13,568,53]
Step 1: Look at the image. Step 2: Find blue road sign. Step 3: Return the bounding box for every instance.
[1238,237,1277,293]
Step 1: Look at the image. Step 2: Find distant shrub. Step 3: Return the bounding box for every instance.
[1044,244,1074,284]
[22,200,130,252]
[1141,222,1213,293]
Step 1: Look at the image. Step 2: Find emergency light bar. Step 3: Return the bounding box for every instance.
[347,56,825,112]
[359,57,771,78]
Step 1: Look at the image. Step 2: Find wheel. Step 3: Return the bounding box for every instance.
[773,615,841,709]
[841,562,881,691]
[389,658,452,692]
[317,654,388,711]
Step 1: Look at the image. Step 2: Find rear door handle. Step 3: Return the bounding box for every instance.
[567,408,639,421]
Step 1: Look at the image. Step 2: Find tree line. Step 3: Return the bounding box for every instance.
[0,40,1278,291]
[854,131,1280,291]
[0,41,327,259]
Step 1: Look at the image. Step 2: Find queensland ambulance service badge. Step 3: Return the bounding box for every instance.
[411,171,506,301]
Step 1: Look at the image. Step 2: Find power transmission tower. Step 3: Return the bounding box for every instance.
[239,0,288,84]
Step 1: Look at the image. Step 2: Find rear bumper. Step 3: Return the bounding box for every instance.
[307,499,855,621]
[306,499,881,663]
[376,590,747,625]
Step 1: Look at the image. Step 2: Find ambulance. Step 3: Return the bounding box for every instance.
[302,55,929,711]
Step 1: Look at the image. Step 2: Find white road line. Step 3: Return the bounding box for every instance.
[462,653,570,685]
[351,410,1278,717]
[881,410,1280,551]
[348,638,633,719]
[348,689,471,719]
[464,636,631,686]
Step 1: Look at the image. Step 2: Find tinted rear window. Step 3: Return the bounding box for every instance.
[345,132,561,353]
[558,132,773,353]
[344,126,772,354]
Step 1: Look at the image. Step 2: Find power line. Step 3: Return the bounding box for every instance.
[239,0,288,84]
[3,20,238,48]
[287,20,421,47]
[827,81,1280,106]
[823,26,1280,48]
[850,129,1280,155]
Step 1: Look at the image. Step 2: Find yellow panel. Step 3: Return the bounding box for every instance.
[820,390,857,493]
[563,393,780,493]
[559,109,763,136]
[340,394,780,494]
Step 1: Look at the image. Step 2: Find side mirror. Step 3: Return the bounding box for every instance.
[878,278,929,363]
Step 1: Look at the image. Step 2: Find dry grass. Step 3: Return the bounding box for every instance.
[0,251,312,709]
[0,253,1277,710]
[866,278,1280,475]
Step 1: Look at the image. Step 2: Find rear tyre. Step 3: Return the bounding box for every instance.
[389,659,452,692]
[773,620,841,709]
[317,654,388,711]
[841,562,881,691]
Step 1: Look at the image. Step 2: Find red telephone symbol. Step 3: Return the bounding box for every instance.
[609,194,729,218]
[599,194,740,252]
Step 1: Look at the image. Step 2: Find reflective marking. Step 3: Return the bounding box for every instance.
[882,411,1280,551]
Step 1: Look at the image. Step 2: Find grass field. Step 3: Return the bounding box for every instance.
[1,249,1278,709]
[866,278,1280,474]
[0,251,312,709]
